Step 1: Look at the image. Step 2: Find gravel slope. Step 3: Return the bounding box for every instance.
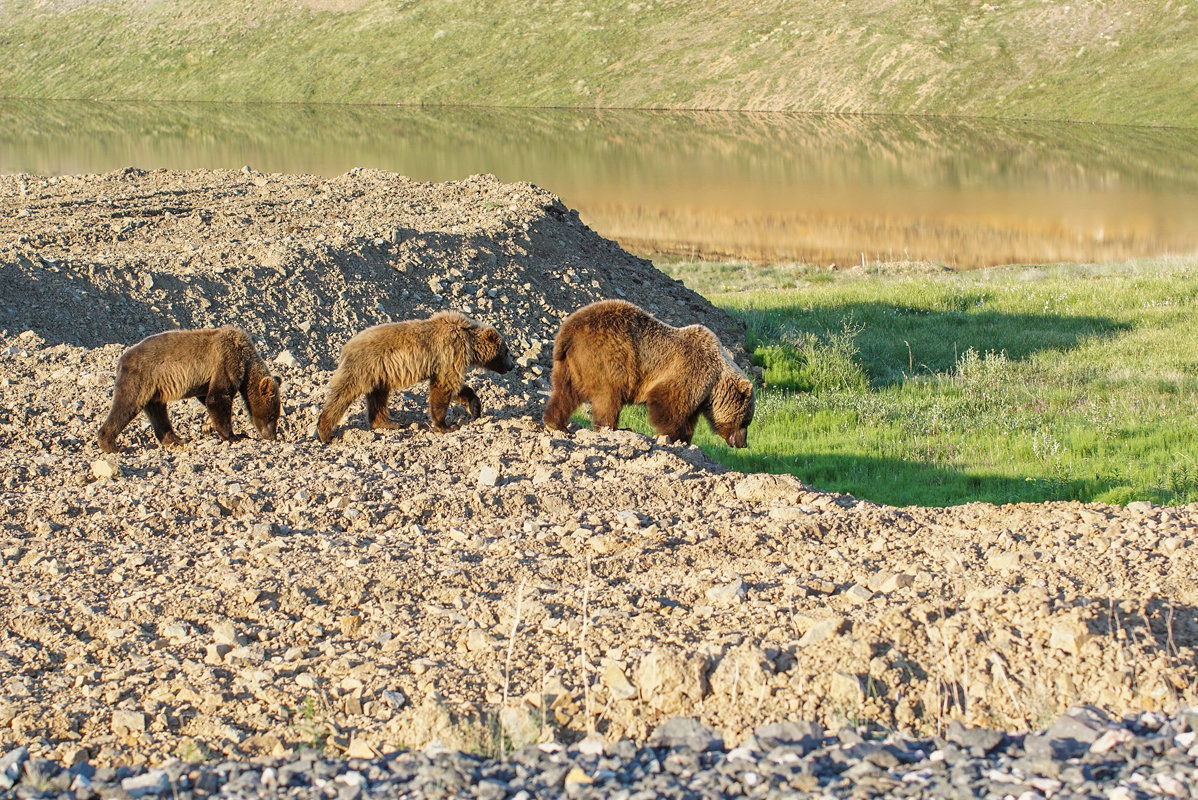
[0,169,1195,788]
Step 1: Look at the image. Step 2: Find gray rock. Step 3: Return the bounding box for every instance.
[753,720,824,754]
[121,769,170,797]
[1025,706,1110,760]
[648,717,723,752]
[945,719,1005,753]
[0,746,28,790]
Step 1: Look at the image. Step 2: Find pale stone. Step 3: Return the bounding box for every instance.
[465,628,492,652]
[798,617,844,647]
[602,659,638,701]
[477,466,501,487]
[346,739,378,759]
[211,621,243,646]
[829,671,864,707]
[734,474,806,503]
[111,709,147,736]
[498,705,541,749]
[203,643,230,665]
[1050,621,1092,655]
[635,647,706,714]
[91,459,119,480]
[705,577,746,605]
[843,583,873,604]
[867,572,915,593]
[709,644,772,700]
[273,349,299,368]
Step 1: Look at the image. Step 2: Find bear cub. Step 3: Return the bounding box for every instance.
[544,299,755,447]
[98,327,282,453]
[317,311,514,443]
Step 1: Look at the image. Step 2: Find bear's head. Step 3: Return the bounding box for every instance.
[710,369,755,448]
[476,326,516,374]
[246,374,283,440]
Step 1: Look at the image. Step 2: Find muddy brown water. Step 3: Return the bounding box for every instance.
[2,100,1197,268]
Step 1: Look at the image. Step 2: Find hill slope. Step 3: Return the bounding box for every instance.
[1,0,1196,127]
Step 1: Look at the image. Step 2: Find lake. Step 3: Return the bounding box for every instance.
[3,100,1197,269]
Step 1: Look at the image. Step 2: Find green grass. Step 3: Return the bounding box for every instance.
[1,0,1197,127]
[624,258,1198,507]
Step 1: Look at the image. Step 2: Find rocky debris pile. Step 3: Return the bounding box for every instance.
[1,329,1195,772]
[3,707,1197,799]
[1,170,1197,779]
[0,167,744,371]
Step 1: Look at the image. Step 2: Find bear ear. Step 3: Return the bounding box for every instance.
[485,328,502,345]
[738,378,753,395]
[258,376,277,398]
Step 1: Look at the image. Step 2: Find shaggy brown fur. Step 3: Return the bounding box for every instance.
[98,327,282,453]
[316,311,515,443]
[543,299,755,447]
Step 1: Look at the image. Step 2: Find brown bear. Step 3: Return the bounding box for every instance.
[316,311,515,443]
[543,299,755,448]
[98,327,282,453]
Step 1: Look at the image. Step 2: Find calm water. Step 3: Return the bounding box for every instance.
[3,100,1198,268]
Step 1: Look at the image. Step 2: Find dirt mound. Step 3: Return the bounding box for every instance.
[0,167,742,371]
[0,169,1195,770]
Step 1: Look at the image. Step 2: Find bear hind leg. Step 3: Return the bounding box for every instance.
[145,400,186,448]
[367,385,399,430]
[97,384,142,453]
[316,369,367,444]
[543,368,583,431]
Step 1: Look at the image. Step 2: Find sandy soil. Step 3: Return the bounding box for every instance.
[0,168,1195,768]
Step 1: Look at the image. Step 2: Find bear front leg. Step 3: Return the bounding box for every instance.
[590,392,623,431]
[428,380,459,432]
[645,384,693,443]
[366,385,400,430]
[456,385,483,420]
[144,400,186,448]
[97,384,142,453]
[204,389,236,442]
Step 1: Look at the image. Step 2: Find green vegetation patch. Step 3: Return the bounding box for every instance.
[641,258,1198,507]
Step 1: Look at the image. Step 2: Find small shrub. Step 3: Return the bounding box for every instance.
[756,321,868,393]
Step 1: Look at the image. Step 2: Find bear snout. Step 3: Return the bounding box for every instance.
[490,351,516,374]
[726,428,748,449]
[256,418,279,441]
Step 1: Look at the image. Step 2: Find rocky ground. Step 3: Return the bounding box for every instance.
[0,168,1196,793]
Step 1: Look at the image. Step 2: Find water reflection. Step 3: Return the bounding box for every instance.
[3,100,1197,268]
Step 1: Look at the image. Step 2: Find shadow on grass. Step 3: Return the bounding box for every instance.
[737,298,1131,388]
[711,447,1118,508]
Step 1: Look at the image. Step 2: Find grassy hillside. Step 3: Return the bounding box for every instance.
[1,0,1195,127]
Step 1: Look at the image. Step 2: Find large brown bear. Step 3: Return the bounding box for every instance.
[98,327,282,453]
[316,311,515,443]
[544,299,755,447]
